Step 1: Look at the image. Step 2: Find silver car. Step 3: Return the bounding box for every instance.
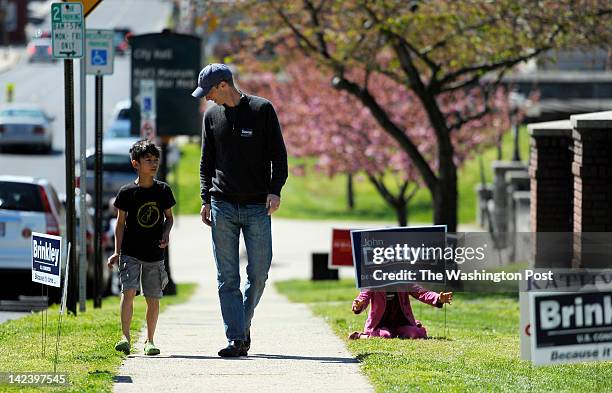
[83,137,139,205]
[0,103,55,153]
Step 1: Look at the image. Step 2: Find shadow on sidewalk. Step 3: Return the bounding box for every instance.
[248,354,360,364]
[114,375,133,383]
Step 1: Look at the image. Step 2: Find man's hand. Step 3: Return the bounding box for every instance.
[200,204,211,226]
[439,291,453,304]
[107,252,119,270]
[159,232,169,248]
[266,194,280,215]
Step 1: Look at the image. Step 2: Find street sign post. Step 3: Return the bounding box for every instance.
[85,29,113,75]
[140,79,156,140]
[51,2,84,59]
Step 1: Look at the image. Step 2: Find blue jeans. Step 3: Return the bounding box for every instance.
[211,199,272,342]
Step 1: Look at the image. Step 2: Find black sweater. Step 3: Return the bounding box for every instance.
[200,94,288,204]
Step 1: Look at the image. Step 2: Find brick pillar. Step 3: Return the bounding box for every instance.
[571,111,612,268]
[527,120,573,268]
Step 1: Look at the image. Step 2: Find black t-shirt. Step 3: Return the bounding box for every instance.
[114,180,176,262]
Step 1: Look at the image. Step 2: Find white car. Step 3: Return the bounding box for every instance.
[0,176,65,300]
[0,103,55,153]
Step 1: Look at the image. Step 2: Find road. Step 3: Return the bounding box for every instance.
[0,0,172,323]
[0,0,171,194]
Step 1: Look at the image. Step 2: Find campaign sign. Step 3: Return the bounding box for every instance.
[31,232,62,287]
[530,291,612,365]
[350,225,447,290]
[329,229,354,268]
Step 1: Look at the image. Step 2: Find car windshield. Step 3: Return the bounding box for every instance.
[0,182,44,212]
[0,109,45,119]
[105,120,131,138]
[86,154,134,173]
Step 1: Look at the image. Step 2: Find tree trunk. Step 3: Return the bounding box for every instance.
[347,173,354,211]
[394,202,408,227]
[433,153,458,232]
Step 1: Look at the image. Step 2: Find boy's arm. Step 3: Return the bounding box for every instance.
[107,209,126,268]
[159,208,174,248]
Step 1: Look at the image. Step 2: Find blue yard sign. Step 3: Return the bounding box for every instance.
[31,232,62,287]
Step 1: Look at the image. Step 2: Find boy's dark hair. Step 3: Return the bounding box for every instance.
[129,139,161,162]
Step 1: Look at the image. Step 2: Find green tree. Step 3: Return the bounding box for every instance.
[231,0,610,231]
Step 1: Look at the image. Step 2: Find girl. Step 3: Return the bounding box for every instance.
[349,287,453,339]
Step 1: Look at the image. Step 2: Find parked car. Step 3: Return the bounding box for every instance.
[81,137,139,206]
[113,27,132,56]
[112,99,132,121]
[0,176,65,300]
[104,119,131,139]
[26,37,56,63]
[70,190,115,297]
[0,103,55,153]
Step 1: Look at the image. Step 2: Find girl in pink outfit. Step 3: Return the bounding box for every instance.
[349,287,453,339]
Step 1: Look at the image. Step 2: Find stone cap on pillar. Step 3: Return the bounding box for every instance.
[571,111,612,130]
[527,119,572,137]
[492,160,527,173]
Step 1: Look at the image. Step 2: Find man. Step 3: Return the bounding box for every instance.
[192,63,288,357]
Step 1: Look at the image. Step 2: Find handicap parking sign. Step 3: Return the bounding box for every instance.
[91,49,107,66]
[85,29,114,75]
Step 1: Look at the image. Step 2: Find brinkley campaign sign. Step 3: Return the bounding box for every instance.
[31,232,62,287]
[530,291,612,365]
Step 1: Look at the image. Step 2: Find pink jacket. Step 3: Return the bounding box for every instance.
[354,287,442,334]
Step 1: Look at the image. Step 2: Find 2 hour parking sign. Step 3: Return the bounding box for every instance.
[32,232,62,287]
[51,2,84,59]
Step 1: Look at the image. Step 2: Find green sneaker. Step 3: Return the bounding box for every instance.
[144,341,160,356]
[114,339,130,355]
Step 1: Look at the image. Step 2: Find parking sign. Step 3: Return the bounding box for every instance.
[51,2,84,59]
[86,29,114,75]
[32,232,62,288]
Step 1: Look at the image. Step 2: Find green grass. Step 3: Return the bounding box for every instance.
[276,279,612,393]
[171,127,530,224]
[0,283,197,392]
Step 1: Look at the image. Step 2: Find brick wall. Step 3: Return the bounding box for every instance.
[527,121,573,268]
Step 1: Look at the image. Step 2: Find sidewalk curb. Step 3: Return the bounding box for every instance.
[0,49,21,75]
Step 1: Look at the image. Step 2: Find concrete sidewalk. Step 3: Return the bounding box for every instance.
[114,216,374,392]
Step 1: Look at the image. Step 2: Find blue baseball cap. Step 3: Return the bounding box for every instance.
[191,63,233,98]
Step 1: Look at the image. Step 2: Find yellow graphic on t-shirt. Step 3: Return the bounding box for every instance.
[137,202,160,228]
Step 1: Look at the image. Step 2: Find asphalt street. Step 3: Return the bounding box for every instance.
[0,0,172,323]
[0,0,172,194]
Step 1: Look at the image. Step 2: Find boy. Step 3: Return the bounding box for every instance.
[107,139,176,356]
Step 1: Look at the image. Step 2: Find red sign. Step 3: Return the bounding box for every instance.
[329,229,354,268]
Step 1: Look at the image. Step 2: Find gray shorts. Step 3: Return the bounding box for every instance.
[118,254,169,299]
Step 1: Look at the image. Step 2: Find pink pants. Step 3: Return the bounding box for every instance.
[369,325,427,339]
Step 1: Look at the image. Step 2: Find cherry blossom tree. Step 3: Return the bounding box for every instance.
[239,55,512,225]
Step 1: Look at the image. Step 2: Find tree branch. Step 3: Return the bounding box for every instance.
[332,75,439,191]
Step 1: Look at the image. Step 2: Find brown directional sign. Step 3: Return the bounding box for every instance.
[63,0,103,17]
